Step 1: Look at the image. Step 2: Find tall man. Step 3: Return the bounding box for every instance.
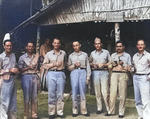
[0,40,18,119]
[68,41,91,117]
[105,41,131,118]
[90,37,110,114]
[18,42,39,119]
[42,38,66,119]
[133,39,150,119]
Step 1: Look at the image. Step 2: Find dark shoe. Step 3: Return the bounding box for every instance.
[84,113,90,116]
[96,110,103,114]
[57,115,65,118]
[49,115,55,119]
[72,114,78,117]
[119,115,124,118]
[105,113,115,116]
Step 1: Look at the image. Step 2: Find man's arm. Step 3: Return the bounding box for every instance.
[86,54,91,81]
[67,55,75,71]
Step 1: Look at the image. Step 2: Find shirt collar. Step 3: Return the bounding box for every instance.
[2,52,12,57]
[25,53,35,58]
[137,50,146,56]
[94,49,104,54]
[72,51,82,56]
[52,50,62,55]
[115,52,125,57]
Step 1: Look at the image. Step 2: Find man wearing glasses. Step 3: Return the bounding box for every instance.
[90,37,110,115]
[105,40,131,118]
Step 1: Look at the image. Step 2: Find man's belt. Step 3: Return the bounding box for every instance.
[75,67,86,70]
[135,73,148,75]
[92,69,107,71]
[112,71,127,73]
[49,69,64,72]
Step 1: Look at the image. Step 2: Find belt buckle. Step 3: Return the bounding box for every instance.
[54,69,56,71]
[78,67,80,69]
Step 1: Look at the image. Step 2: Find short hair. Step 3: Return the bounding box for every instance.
[3,40,12,45]
[137,38,145,45]
[94,37,102,43]
[26,41,34,46]
[115,40,125,46]
[53,37,61,43]
[72,40,80,44]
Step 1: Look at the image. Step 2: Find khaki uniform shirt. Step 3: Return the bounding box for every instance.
[133,50,150,74]
[111,52,131,72]
[90,49,110,66]
[0,52,16,80]
[18,53,38,75]
[68,51,91,79]
[40,44,51,58]
[43,50,67,70]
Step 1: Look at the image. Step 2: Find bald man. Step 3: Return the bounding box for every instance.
[90,37,110,114]
[68,41,91,117]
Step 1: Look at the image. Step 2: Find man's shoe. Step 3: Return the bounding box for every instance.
[105,113,111,116]
[49,115,55,119]
[72,114,78,117]
[105,113,115,116]
[119,115,124,118]
[57,115,65,118]
[96,110,103,114]
[84,113,90,116]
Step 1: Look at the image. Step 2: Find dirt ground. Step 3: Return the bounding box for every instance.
[16,79,138,119]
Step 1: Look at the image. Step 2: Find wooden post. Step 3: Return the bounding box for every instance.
[36,26,41,55]
[115,23,120,42]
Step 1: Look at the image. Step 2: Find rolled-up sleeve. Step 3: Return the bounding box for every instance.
[43,53,50,64]
[0,57,9,76]
[18,57,24,69]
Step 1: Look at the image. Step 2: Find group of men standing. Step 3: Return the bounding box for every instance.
[0,36,150,119]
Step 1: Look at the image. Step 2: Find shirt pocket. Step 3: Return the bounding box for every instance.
[2,59,9,67]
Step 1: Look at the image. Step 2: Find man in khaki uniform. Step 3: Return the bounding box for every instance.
[68,41,91,117]
[105,41,131,118]
[90,37,110,114]
[42,38,67,119]
[133,39,150,119]
[18,42,39,119]
[0,40,19,119]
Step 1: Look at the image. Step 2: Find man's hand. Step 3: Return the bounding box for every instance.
[9,68,19,74]
[118,61,124,65]
[55,62,62,67]
[29,64,36,70]
[90,63,94,68]
[74,62,81,67]
[111,61,118,67]
[86,78,90,85]
[97,63,104,69]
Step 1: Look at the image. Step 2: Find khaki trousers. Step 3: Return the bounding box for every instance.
[92,70,109,112]
[109,72,128,116]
